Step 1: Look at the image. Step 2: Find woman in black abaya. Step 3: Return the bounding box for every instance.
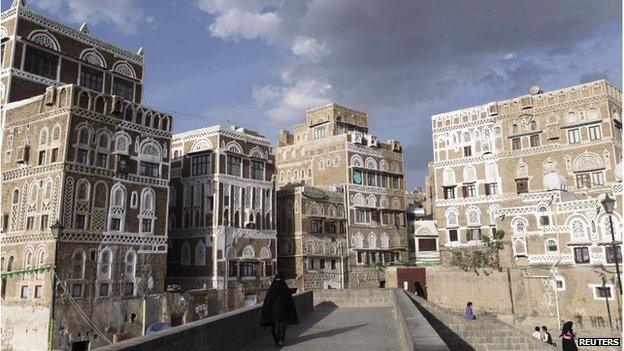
[260,273,299,346]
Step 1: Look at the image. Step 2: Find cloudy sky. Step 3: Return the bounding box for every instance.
[10,0,622,187]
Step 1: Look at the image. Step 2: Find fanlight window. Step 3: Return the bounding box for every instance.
[99,249,112,279]
[352,233,364,248]
[125,251,136,279]
[380,234,389,248]
[367,233,377,248]
[545,239,558,253]
[446,210,458,227]
[72,250,85,279]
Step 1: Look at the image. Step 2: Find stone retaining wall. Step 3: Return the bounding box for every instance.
[409,294,555,351]
[93,291,313,351]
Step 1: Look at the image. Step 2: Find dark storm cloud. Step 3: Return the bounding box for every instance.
[200,0,621,186]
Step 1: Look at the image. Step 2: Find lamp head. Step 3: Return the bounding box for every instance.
[601,193,616,214]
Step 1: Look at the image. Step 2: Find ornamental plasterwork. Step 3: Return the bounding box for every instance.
[347,143,402,161]
[28,30,60,50]
[346,184,404,197]
[80,48,106,68]
[215,174,273,189]
[113,61,136,78]
[174,128,270,147]
[6,68,59,87]
[3,105,171,139]
[0,232,55,245]
[432,138,614,168]
[59,231,168,246]
[13,7,143,64]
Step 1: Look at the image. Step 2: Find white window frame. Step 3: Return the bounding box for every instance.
[554,275,566,291]
[567,128,581,144]
[589,283,614,300]
[588,125,602,141]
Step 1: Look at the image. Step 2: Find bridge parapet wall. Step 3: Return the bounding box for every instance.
[313,288,394,307]
[94,291,313,351]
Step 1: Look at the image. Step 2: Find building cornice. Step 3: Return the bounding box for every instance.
[1,6,144,65]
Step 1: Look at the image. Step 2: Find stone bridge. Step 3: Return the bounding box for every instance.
[94,289,554,351]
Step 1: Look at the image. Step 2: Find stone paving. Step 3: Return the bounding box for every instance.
[245,305,402,351]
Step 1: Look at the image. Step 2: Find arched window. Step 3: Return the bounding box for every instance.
[181,242,191,265]
[39,128,48,146]
[511,124,519,134]
[6,256,14,271]
[512,218,528,234]
[443,169,455,185]
[351,233,364,248]
[78,128,90,145]
[12,189,19,204]
[98,134,109,149]
[530,120,537,130]
[462,132,471,142]
[114,134,130,154]
[380,233,389,248]
[446,209,458,227]
[600,215,621,241]
[463,165,476,182]
[109,184,126,231]
[485,163,498,182]
[94,96,105,113]
[124,105,134,121]
[367,233,377,248]
[99,249,112,280]
[24,249,33,270]
[76,179,90,202]
[195,241,206,265]
[545,239,558,253]
[242,245,255,258]
[79,91,89,109]
[569,218,588,240]
[466,207,481,225]
[72,250,85,279]
[36,249,46,278]
[124,251,136,279]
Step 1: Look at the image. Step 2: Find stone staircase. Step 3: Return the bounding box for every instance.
[408,294,557,351]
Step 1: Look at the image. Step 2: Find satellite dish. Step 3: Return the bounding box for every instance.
[529,85,541,95]
[543,171,565,191]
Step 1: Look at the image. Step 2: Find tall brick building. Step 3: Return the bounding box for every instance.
[428,80,622,329]
[167,125,276,309]
[0,2,172,350]
[275,103,408,289]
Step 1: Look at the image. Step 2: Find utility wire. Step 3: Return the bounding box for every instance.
[53,271,113,345]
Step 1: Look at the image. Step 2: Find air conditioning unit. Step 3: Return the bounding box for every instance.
[488,103,498,116]
[367,135,377,147]
[15,145,30,164]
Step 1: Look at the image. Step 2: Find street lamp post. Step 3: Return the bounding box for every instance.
[601,194,622,295]
[48,220,63,351]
